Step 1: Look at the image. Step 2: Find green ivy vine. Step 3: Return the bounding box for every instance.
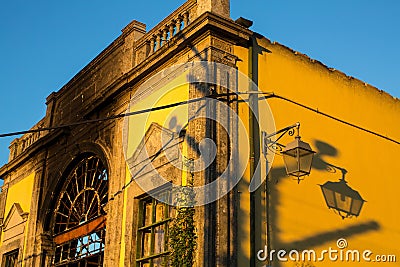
[169,158,197,267]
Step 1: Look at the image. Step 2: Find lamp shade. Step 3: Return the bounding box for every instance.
[320,179,365,219]
[282,136,315,180]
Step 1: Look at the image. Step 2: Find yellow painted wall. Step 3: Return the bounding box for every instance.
[122,70,190,266]
[235,36,400,267]
[235,45,254,265]
[0,171,35,264]
[126,79,189,158]
[4,173,35,218]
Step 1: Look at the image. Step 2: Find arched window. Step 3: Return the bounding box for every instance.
[52,155,108,267]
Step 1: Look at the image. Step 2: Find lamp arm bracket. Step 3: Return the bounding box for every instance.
[261,122,300,156]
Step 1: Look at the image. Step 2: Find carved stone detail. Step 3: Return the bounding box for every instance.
[211,38,233,53]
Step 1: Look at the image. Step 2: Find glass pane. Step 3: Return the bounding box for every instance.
[69,239,78,259]
[154,225,166,254]
[54,230,105,266]
[322,187,335,208]
[54,246,62,264]
[156,202,166,222]
[335,192,352,213]
[283,151,299,175]
[144,201,153,226]
[299,153,313,173]
[61,243,69,260]
[86,254,101,267]
[4,250,18,267]
[142,230,152,257]
[351,199,363,216]
[137,196,171,266]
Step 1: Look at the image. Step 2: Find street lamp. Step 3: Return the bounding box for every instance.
[320,178,366,219]
[282,132,315,181]
[261,122,315,266]
[262,122,315,183]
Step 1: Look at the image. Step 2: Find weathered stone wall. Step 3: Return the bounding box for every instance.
[0,1,253,266]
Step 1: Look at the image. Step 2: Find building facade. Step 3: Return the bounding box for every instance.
[0,1,399,267]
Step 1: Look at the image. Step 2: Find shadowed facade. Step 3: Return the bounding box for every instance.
[0,1,399,267]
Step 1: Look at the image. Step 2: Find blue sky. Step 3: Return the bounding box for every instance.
[0,0,399,166]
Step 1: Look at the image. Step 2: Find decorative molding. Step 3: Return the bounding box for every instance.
[2,203,28,229]
[126,123,183,192]
[211,37,233,53]
[1,203,28,244]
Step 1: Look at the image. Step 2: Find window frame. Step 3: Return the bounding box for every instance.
[52,154,108,267]
[2,249,19,267]
[135,187,173,267]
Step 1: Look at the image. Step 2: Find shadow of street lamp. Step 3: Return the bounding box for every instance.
[319,164,366,219]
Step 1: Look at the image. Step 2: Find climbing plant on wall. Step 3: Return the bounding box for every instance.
[169,158,197,267]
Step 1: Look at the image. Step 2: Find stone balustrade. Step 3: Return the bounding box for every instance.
[135,0,197,65]
[8,119,46,162]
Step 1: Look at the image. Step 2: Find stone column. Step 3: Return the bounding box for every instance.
[169,23,175,39]
[176,17,182,33]
[162,27,168,45]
